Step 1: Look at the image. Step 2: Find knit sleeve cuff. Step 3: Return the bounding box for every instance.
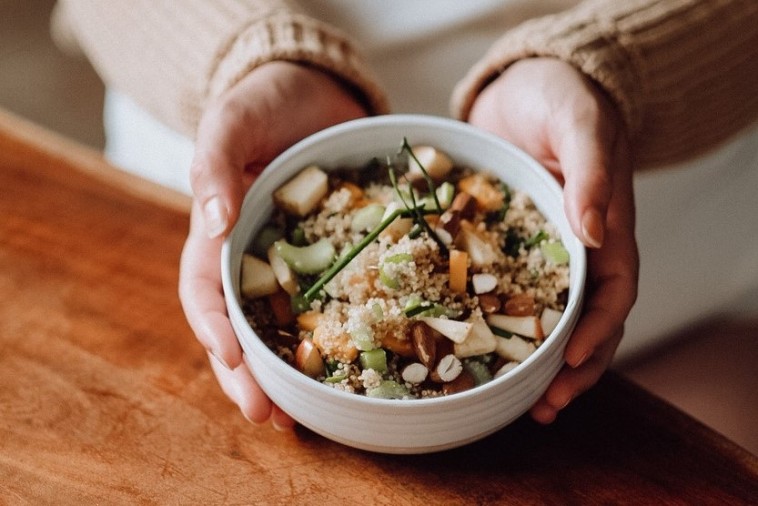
[208,11,389,117]
[451,3,642,135]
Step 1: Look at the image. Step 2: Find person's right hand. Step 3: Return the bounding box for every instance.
[178,61,368,429]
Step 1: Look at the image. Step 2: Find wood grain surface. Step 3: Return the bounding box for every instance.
[1,111,756,505]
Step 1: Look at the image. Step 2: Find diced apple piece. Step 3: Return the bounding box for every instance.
[273,165,328,217]
[240,254,279,299]
[380,201,413,241]
[454,318,497,358]
[267,244,299,295]
[458,173,504,212]
[296,311,323,332]
[448,249,468,294]
[457,228,498,268]
[494,361,520,378]
[312,325,358,363]
[407,145,454,181]
[495,335,536,362]
[540,307,564,337]
[295,339,325,378]
[418,317,473,344]
[486,314,545,340]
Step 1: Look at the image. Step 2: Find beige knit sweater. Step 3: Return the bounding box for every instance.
[54,0,758,168]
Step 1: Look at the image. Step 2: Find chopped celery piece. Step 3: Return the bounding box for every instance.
[250,225,284,257]
[290,294,311,314]
[524,230,548,248]
[290,227,307,246]
[274,238,335,275]
[379,268,399,289]
[366,380,409,399]
[541,241,570,265]
[404,298,456,318]
[350,324,376,351]
[324,373,348,383]
[463,360,493,386]
[379,253,413,289]
[489,325,514,339]
[403,294,422,312]
[351,203,386,232]
[436,182,455,209]
[371,303,384,321]
[359,349,387,373]
[385,253,414,263]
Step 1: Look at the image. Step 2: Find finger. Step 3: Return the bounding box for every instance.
[563,248,637,367]
[271,405,296,432]
[563,140,638,367]
[530,329,622,424]
[208,352,273,424]
[179,204,243,369]
[190,102,251,238]
[556,111,615,249]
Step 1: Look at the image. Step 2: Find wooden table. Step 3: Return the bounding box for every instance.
[1,110,756,505]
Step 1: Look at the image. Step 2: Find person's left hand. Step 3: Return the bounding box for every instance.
[178,62,368,429]
[468,58,639,423]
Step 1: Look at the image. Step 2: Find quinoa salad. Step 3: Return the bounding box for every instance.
[240,141,570,399]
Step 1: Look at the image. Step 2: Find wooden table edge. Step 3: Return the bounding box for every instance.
[0,108,192,214]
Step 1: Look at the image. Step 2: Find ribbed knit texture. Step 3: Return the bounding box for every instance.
[55,0,389,139]
[55,0,757,168]
[451,0,758,168]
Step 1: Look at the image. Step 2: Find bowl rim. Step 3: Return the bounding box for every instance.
[221,114,586,408]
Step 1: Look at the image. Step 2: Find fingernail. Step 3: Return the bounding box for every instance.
[241,411,263,426]
[210,350,232,370]
[581,209,604,248]
[570,351,589,368]
[558,397,572,410]
[203,196,228,238]
[272,420,292,432]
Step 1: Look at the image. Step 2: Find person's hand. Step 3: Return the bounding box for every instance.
[468,58,639,423]
[178,61,368,429]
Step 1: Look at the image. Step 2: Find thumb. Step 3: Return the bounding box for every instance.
[556,123,615,249]
[189,108,249,239]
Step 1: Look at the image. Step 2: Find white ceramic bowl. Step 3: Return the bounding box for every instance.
[221,115,585,454]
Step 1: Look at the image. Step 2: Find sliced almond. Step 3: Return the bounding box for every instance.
[295,339,325,378]
[410,321,437,368]
[431,354,463,383]
[504,293,535,316]
[478,293,501,314]
[471,273,498,294]
[401,363,429,384]
[442,369,475,395]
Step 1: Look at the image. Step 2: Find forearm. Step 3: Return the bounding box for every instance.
[55,0,388,138]
[452,0,758,168]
